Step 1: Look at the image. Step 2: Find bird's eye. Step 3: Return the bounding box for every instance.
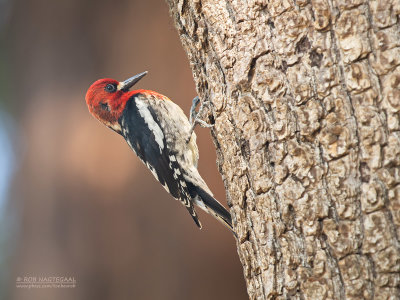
[100,102,110,111]
[105,83,116,93]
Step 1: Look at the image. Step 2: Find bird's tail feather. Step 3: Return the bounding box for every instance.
[187,182,236,237]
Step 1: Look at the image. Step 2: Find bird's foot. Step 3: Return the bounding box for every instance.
[187,96,214,143]
[189,96,214,128]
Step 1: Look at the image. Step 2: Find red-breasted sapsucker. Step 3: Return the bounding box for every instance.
[85,71,234,234]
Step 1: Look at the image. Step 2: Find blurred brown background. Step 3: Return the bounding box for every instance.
[0,0,247,299]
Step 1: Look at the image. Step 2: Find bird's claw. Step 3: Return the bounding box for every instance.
[187,96,214,144]
[195,119,214,128]
[189,96,214,128]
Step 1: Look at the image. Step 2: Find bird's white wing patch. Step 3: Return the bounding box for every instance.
[135,99,165,153]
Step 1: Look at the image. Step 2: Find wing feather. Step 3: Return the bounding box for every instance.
[120,94,201,228]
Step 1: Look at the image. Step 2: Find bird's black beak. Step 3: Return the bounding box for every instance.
[118,71,148,91]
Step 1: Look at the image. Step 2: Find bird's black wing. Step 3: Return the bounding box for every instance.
[119,94,201,228]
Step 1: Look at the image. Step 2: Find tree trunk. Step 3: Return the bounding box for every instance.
[166,0,400,299]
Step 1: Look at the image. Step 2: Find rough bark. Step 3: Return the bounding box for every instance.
[166,0,400,299]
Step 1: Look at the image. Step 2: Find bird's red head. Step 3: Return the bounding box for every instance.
[85,71,148,133]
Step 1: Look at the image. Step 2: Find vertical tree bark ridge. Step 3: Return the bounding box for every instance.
[166,0,400,299]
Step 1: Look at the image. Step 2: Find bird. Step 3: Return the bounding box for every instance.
[85,71,235,235]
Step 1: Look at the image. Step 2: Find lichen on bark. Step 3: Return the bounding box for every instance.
[166,0,400,299]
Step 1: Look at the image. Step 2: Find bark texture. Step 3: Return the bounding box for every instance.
[166,0,400,299]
